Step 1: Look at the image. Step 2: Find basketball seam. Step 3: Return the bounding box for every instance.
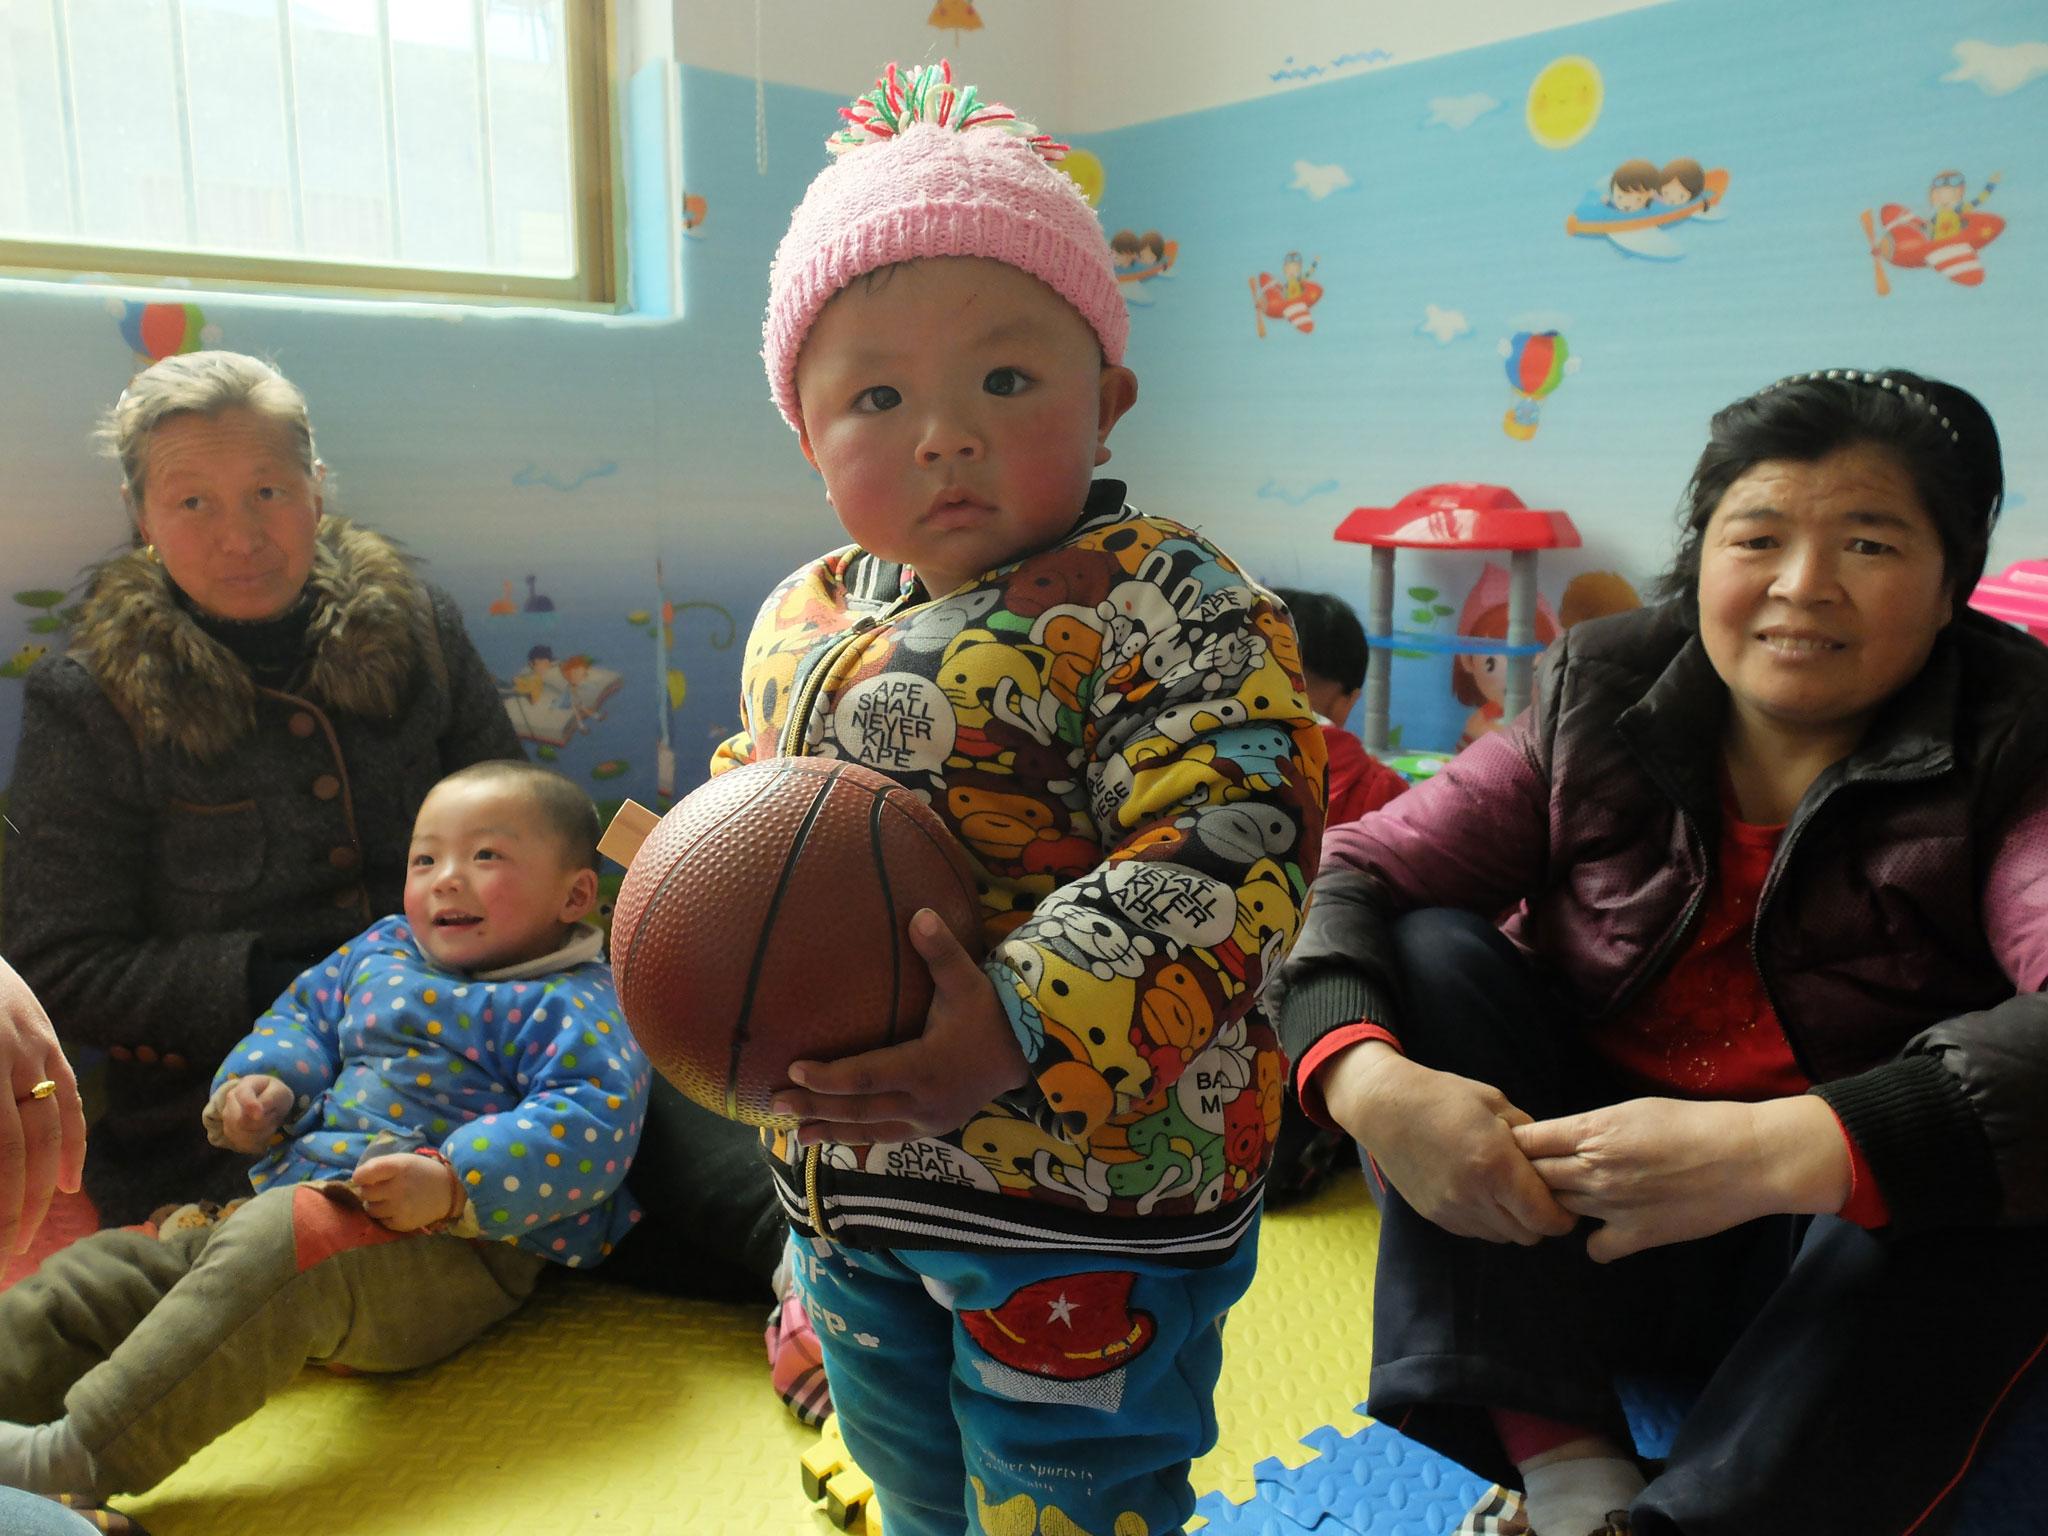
[728,763,841,1117]
[869,796,905,1044]
[614,757,789,965]
[881,800,983,923]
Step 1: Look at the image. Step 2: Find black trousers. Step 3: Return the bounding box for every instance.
[595,1074,789,1303]
[1365,908,2048,1536]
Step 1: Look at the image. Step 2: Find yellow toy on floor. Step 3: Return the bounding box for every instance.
[801,1415,881,1532]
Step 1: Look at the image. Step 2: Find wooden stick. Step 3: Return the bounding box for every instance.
[598,799,661,869]
[1859,209,1891,298]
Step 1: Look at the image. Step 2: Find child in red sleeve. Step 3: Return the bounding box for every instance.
[1273,587,1407,826]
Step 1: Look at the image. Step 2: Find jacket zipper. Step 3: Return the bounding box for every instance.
[777,585,952,1236]
[778,616,876,1235]
[778,615,877,758]
[1604,803,1710,1018]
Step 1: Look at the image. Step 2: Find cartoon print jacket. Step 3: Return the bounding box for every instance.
[713,481,1325,1264]
[211,915,649,1267]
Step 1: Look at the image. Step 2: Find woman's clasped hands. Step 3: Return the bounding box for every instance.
[1323,1040,1853,1262]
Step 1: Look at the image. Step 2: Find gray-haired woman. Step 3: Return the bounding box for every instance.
[1,351,522,1225]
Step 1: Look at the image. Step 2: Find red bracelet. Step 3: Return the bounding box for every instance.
[411,1146,468,1234]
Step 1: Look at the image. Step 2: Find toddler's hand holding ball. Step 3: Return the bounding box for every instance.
[774,909,1028,1146]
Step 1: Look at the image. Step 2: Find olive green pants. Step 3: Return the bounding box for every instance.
[0,1185,542,1494]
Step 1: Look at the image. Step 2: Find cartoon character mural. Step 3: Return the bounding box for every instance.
[1251,252,1322,336]
[1566,156,1730,260]
[501,643,624,750]
[1110,228,1178,307]
[1861,170,2004,293]
[1500,330,1576,439]
[1452,566,1640,749]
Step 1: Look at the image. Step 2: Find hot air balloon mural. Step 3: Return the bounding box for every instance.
[1500,329,1575,440]
[114,300,218,368]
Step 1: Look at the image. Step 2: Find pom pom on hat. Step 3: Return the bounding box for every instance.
[763,61,1128,434]
[827,60,1066,163]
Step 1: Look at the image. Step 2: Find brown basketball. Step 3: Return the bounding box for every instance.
[610,756,984,1126]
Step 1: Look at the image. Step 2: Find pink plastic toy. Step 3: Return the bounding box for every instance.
[1969,558,2048,644]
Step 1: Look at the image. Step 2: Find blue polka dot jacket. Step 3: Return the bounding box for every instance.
[209,915,648,1267]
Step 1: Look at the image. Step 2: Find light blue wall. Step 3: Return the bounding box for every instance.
[2,0,2042,818]
[1075,0,2047,749]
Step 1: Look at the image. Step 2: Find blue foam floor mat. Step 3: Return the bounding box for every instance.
[1192,1407,1491,1536]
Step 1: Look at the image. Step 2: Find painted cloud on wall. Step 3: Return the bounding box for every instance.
[1941,39,2048,96]
[1289,161,1354,200]
[1425,93,1500,130]
[1417,305,1471,344]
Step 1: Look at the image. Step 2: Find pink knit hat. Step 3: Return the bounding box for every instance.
[763,61,1129,433]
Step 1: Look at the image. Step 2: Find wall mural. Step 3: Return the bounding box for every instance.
[1251,253,1324,337]
[1524,55,1602,150]
[0,0,2040,814]
[1863,170,2006,293]
[1566,156,1730,261]
[114,299,220,370]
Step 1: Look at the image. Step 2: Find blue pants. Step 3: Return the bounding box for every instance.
[796,1225,1260,1536]
[0,1489,96,1535]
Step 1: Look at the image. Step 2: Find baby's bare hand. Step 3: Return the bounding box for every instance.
[219,1075,294,1154]
[353,1154,463,1233]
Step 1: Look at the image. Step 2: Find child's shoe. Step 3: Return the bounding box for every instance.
[1455,1485,1530,1534]
[143,1197,249,1240]
[766,1290,833,1427]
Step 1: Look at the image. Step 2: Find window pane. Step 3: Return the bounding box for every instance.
[182,0,293,253]
[289,0,393,261]
[1,0,592,294]
[0,0,73,239]
[390,0,486,269]
[66,0,187,247]
[485,0,572,276]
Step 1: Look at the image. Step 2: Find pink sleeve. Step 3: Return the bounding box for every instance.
[1984,776,2048,992]
[1319,722,1552,918]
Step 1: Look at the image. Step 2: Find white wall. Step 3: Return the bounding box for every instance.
[672,0,1672,130]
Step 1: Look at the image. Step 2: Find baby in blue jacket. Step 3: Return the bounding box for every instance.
[0,760,649,1498]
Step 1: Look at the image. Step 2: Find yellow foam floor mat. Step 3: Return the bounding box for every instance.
[119,1177,1378,1535]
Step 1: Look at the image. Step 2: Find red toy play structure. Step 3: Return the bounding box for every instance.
[1335,483,1580,754]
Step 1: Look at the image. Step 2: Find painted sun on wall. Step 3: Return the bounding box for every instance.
[1526,56,1603,149]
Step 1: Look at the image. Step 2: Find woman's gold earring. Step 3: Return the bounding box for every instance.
[144,544,160,563]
